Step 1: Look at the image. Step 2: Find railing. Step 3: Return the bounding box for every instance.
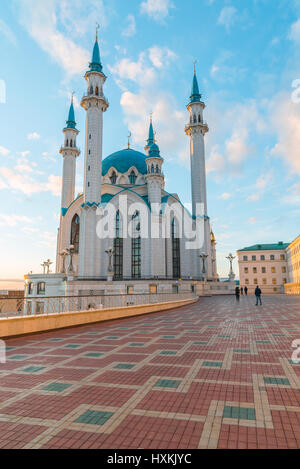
[0,291,197,319]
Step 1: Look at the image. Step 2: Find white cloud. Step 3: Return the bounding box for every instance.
[0,165,61,196]
[122,14,136,37]
[289,18,300,43]
[149,46,177,69]
[140,0,173,22]
[218,6,238,32]
[109,46,187,163]
[220,193,231,200]
[269,92,300,174]
[15,0,91,78]
[27,132,41,140]
[0,19,17,45]
[247,194,260,202]
[0,214,33,227]
[109,52,156,88]
[0,146,10,156]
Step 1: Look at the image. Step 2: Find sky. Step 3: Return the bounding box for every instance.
[0,0,300,289]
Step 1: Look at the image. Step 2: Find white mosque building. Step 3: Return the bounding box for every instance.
[25,36,220,303]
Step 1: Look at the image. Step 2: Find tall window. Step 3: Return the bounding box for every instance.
[71,214,80,253]
[110,171,117,184]
[172,218,181,279]
[132,211,141,279]
[129,171,137,184]
[114,210,123,280]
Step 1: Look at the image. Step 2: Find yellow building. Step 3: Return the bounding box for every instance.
[237,242,289,294]
[285,235,300,294]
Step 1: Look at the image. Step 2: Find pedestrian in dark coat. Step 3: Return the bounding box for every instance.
[241,287,244,295]
[255,286,262,306]
[244,286,248,296]
[235,286,240,301]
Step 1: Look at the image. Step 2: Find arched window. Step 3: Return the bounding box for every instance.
[172,218,181,279]
[66,139,69,147]
[151,164,154,173]
[193,114,197,123]
[114,210,123,280]
[198,114,201,123]
[110,171,117,184]
[156,165,159,173]
[95,86,99,96]
[90,85,94,95]
[70,140,73,147]
[132,211,141,279]
[70,214,80,253]
[129,171,137,184]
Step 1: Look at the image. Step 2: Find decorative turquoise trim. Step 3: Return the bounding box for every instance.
[81,202,100,209]
[66,101,77,130]
[62,194,83,217]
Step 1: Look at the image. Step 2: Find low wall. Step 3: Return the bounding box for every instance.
[0,297,197,339]
[285,283,300,295]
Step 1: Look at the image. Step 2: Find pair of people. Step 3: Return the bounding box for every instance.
[235,285,262,305]
[240,286,248,296]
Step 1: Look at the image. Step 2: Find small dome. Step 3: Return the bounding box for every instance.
[148,143,162,158]
[102,148,147,176]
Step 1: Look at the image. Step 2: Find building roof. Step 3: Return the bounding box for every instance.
[102,148,148,176]
[89,38,103,73]
[65,100,77,130]
[190,70,202,103]
[148,142,162,159]
[238,242,289,252]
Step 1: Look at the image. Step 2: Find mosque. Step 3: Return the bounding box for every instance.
[25,35,220,302]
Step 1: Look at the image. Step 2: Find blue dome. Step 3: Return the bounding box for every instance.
[102,148,147,176]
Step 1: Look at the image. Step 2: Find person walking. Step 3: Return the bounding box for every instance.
[255,285,262,306]
[241,287,244,295]
[235,286,240,302]
[244,286,248,296]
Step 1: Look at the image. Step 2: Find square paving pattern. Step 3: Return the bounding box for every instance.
[0,295,300,449]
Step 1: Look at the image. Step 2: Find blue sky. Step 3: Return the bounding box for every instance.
[0,0,300,289]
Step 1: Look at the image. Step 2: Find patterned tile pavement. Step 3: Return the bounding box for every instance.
[0,295,300,449]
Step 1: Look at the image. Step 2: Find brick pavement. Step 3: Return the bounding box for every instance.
[0,295,300,449]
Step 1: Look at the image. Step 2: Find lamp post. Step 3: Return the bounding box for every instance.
[226,253,236,281]
[59,250,68,274]
[199,253,208,281]
[105,247,115,281]
[66,245,75,274]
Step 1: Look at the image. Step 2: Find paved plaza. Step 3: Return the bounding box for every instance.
[0,295,300,449]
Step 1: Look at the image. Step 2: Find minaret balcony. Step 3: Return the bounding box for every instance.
[60,145,81,156]
[81,93,109,110]
[185,121,209,135]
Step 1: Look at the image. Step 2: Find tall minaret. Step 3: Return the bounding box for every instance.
[59,96,80,212]
[145,140,164,209]
[185,66,211,277]
[78,30,109,278]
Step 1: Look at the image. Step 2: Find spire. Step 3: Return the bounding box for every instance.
[89,25,103,73]
[189,63,202,103]
[66,94,77,130]
[147,114,155,146]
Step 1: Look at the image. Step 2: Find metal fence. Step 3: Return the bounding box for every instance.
[0,291,197,319]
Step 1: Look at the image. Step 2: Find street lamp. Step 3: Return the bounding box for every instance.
[199,253,208,280]
[226,253,236,281]
[66,245,75,274]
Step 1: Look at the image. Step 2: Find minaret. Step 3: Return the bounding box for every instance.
[59,96,80,212]
[185,65,211,277]
[78,31,109,278]
[145,122,164,210]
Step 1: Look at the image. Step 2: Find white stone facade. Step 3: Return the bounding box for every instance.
[25,39,221,300]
